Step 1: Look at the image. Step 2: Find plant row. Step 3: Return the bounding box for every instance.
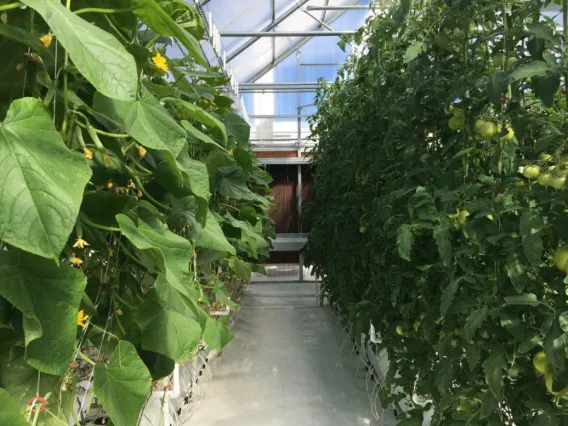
[305,0,568,424]
[0,0,273,424]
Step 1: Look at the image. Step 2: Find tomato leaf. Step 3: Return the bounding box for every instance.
[487,71,507,106]
[483,354,506,399]
[440,278,459,316]
[21,0,137,101]
[433,223,453,266]
[559,312,568,333]
[93,341,152,426]
[508,61,556,82]
[504,293,539,306]
[464,306,488,341]
[403,41,425,63]
[396,224,414,261]
[0,98,92,259]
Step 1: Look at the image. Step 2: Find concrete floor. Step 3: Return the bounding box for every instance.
[187,282,396,426]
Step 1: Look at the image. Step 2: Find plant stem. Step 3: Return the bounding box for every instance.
[563,0,568,108]
[74,6,140,15]
[0,2,22,12]
[61,0,72,138]
[73,346,96,367]
[75,120,130,139]
[80,215,121,232]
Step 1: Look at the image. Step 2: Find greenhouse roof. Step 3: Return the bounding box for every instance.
[197,0,373,84]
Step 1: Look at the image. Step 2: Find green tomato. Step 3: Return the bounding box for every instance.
[533,351,552,376]
[493,54,505,67]
[359,225,367,234]
[453,28,465,39]
[522,165,540,179]
[537,173,553,186]
[479,121,497,138]
[452,107,465,118]
[501,126,515,141]
[473,119,485,133]
[553,246,568,273]
[449,115,465,131]
[539,153,553,161]
[507,56,518,69]
[420,153,431,164]
[396,325,405,336]
[551,176,566,190]
[546,373,568,397]
[457,209,469,225]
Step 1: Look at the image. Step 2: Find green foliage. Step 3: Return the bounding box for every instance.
[0,0,272,423]
[304,0,568,424]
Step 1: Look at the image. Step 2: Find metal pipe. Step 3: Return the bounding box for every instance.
[240,83,320,88]
[247,0,360,82]
[306,5,370,10]
[200,0,211,5]
[300,62,342,66]
[221,31,356,37]
[227,0,311,62]
[249,114,311,119]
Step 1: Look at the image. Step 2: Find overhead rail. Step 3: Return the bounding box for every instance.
[306,5,371,10]
[221,31,357,37]
[227,0,312,62]
[240,83,320,93]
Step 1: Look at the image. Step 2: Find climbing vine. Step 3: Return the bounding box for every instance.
[305,0,568,424]
[0,0,273,424]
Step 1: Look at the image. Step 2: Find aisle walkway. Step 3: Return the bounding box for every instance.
[188,282,396,426]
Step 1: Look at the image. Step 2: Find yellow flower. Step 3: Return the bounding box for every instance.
[103,153,112,165]
[138,145,147,158]
[76,310,89,329]
[1,12,7,24]
[83,148,93,160]
[127,180,136,189]
[152,52,169,73]
[39,34,53,48]
[106,180,114,189]
[73,238,89,249]
[70,253,83,267]
[16,63,24,71]
[137,189,143,198]
[114,186,127,194]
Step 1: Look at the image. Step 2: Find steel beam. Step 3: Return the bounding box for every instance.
[199,0,212,6]
[246,0,360,83]
[306,5,370,10]
[227,0,311,62]
[221,31,356,37]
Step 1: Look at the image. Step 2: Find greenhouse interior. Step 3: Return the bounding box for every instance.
[0,0,568,425]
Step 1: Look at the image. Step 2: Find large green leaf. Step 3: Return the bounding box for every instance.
[94,88,187,158]
[225,213,269,259]
[403,41,425,63]
[160,0,205,39]
[222,112,251,147]
[0,348,73,424]
[0,98,92,259]
[193,210,236,255]
[176,150,211,201]
[228,257,252,280]
[0,388,26,426]
[21,0,137,101]
[216,166,269,205]
[203,317,233,352]
[440,278,459,316]
[135,299,202,361]
[116,214,194,298]
[0,249,87,375]
[132,0,207,66]
[93,341,152,426]
[182,120,227,150]
[166,98,228,145]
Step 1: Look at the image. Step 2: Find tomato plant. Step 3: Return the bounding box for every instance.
[0,0,273,424]
[305,0,568,424]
